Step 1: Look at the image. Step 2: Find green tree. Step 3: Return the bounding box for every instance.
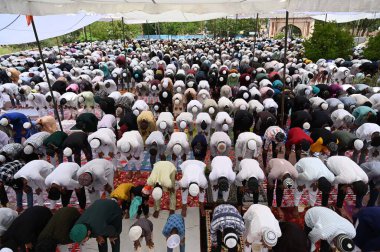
[363,33,380,60]
[304,22,354,61]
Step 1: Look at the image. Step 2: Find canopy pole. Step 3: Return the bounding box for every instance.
[121,17,126,49]
[235,14,238,37]
[83,27,88,42]
[252,13,259,58]
[147,21,150,40]
[31,17,63,132]
[88,24,92,47]
[280,10,289,129]
[158,22,161,39]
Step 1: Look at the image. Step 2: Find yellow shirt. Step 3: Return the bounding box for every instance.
[147,161,176,189]
[110,183,134,201]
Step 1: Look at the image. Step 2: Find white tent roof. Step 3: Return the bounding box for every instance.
[1,0,379,16]
[0,13,101,45]
[102,11,228,23]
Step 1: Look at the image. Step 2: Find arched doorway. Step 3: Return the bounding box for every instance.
[281,24,302,38]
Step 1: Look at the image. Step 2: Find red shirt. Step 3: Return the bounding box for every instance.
[285,127,313,148]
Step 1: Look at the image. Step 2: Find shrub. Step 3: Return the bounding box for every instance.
[304,22,354,61]
[363,33,380,60]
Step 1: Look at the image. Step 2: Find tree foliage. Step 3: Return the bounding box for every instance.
[304,22,354,61]
[363,33,380,60]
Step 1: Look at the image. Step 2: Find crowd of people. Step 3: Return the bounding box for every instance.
[0,36,379,252]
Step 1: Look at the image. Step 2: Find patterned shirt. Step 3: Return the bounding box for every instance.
[0,143,23,158]
[24,132,51,149]
[210,204,245,244]
[263,126,286,150]
[0,160,25,185]
[162,214,185,239]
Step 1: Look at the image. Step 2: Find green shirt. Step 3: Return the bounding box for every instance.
[43,131,68,149]
[75,199,122,238]
[38,207,81,245]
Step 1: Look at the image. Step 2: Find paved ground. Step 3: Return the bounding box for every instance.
[81,207,200,252]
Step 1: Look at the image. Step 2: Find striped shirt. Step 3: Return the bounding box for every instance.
[24,132,51,149]
[305,207,356,252]
[210,204,245,244]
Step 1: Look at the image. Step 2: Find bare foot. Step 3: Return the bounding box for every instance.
[153,211,159,218]
[277,207,285,220]
[181,206,187,217]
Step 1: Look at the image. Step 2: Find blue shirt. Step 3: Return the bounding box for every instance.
[353,207,380,252]
[162,214,185,239]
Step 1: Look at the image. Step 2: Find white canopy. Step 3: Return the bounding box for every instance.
[102,11,228,24]
[0,13,101,45]
[0,0,379,16]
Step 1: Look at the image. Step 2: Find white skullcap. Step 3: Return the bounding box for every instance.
[179,121,187,129]
[209,107,215,115]
[0,118,8,126]
[189,183,200,197]
[27,94,34,101]
[159,121,167,130]
[23,122,31,129]
[354,139,364,151]
[63,147,73,157]
[224,233,238,249]
[23,145,34,155]
[173,144,182,156]
[321,103,328,110]
[247,140,256,151]
[152,187,163,200]
[128,226,142,241]
[303,122,310,130]
[121,142,131,153]
[337,104,344,109]
[90,139,101,149]
[78,96,85,103]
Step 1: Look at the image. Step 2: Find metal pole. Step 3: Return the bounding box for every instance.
[158,22,161,39]
[280,10,289,128]
[235,13,238,37]
[147,20,150,40]
[121,17,126,49]
[31,17,63,132]
[253,13,259,58]
[88,24,92,49]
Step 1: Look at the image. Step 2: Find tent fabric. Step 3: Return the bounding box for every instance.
[0,13,101,45]
[0,0,286,16]
[102,11,228,24]
[0,0,379,16]
[227,11,380,23]
[311,12,380,23]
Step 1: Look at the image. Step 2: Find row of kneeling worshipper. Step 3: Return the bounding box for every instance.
[0,202,379,252]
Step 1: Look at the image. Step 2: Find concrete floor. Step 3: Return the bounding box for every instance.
[81,207,200,252]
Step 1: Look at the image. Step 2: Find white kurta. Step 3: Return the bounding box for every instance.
[243,204,282,244]
[236,159,265,187]
[294,157,335,206]
[209,156,236,202]
[305,206,356,252]
[326,156,369,185]
[179,160,208,204]
[210,131,231,157]
[45,162,81,190]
